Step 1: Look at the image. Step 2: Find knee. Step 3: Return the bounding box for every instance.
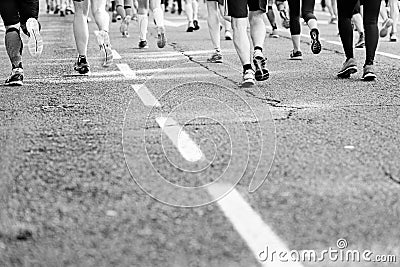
[249,10,264,23]
[302,12,316,23]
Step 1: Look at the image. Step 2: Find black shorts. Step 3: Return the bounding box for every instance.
[0,0,39,27]
[207,0,224,5]
[227,0,267,18]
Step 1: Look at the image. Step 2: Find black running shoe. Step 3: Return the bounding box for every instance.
[253,50,269,81]
[138,40,148,48]
[310,29,322,54]
[5,68,24,86]
[362,65,376,81]
[337,58,357,78]
[289,50,303,60]
[193,20,200,30]
[187,22,194,32]
[74,56,90,75]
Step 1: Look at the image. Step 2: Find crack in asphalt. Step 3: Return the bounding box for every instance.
[382,166,400,185]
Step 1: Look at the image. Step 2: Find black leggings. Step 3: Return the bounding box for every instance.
[337,0,380,65]
[287,0,316,35]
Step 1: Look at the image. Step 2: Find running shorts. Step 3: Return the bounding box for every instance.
[227,0,267,18]
[0,0,39,26]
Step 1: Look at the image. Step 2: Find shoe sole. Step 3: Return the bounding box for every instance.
[4,81,23,86]
[337,66,357,78]
[207,59,223,63]
[311,39,321,54]
[289,56,303,60]
[26,18,43,57]
[157,34,166,48]
[362,73,376,81]
[241,81,255,88]
[253,58,269,81]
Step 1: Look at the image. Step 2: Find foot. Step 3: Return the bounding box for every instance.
[193,20,200,30]
[187,22,194,32]
[269,29,279,38]
[207,51,223,63]
[26,18,43,58]
[329,17,337,24]
[279,10,290,29]
[355,33,365,48]
[157,28,167,48]
[4,68,24,86]
[253,50,269,81]
[289,50,303,60]
[337,58,357,78]
[112,12,117,23]
[390,32,398,42]
[242,69,255,88]
[120,15,131,37]
[74,56,90,75]
[380,18,393,38]
[310,29,322,54]
[138,40,149,49]
[362,65,376,81]
[95,30,113,67]
[224,30,232,40]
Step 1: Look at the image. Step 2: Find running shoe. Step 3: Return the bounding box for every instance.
[120,15,131,38]
[253,50,269,81]
[54,5,60,14]
[380,18,393,38]
[138,40,148,48]
[310,29,321,54]
[355,33,365,48]
[390,33,398,42]
[242,69,256,88]
[193,20,200,30]
[112,12,117,23]
[289,50,303,60]
[329,17,337,24]
[280,10,290,29]
[157,28,167,48]
[337,58,357,78]
[26,18,43,58]
[207,52,223,63]
[95,30,113,67]
[269,29,279,38]
[4,68,23,86]
[225,30,232,40]
[116,15,122,20]
[187,22,194,32]
[362,65,376,81]
[74,56,90,75]
[60,10,65,17]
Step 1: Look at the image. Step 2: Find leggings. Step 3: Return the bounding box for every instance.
[287,0,316,35]
[337,0,380,65]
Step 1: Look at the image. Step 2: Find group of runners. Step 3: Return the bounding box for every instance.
[0,0,399,86]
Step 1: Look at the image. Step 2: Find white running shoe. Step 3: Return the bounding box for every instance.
[120,15,131,38]
[95,30,113,67]
[26,18,43,57]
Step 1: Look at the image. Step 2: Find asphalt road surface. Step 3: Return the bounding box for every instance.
[0,1,399,267]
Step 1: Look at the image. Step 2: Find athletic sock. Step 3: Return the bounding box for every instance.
[138,14,148,40]
[193,0,199,21]
[153,7,165,28]
[5,28,23,69]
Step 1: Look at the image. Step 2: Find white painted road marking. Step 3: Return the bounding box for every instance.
[112,49,122,60]
[131,84,161,107]
[208,185,305,267]
[117,63,137,79]
[156,117,204,162]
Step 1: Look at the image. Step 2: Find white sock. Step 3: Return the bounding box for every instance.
[152,7,164,28]
[193,0,199,21]
[138,14,148,41]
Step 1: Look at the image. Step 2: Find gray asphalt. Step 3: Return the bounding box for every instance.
[0,2,399,267]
